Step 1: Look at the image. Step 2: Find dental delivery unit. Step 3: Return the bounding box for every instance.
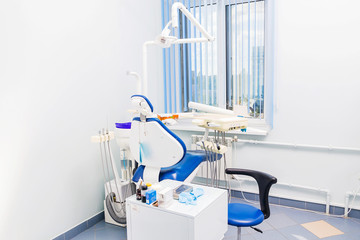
[91,94,248,227]
[90,2,249,234]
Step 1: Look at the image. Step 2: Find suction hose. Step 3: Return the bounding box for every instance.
[105,192,127,225]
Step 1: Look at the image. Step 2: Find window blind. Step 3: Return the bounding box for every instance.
[162,0,265,119]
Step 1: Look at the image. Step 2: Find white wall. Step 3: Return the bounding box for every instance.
[175,0,360,209]
[0,0,161,239]
[252,0,360,206]
[269,0,360,206]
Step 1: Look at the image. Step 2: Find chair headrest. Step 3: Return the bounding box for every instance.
[131,95,154,115]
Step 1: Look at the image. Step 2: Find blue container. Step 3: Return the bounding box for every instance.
[146,189,157,205]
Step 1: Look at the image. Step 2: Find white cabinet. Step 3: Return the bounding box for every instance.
[126,180,228,240]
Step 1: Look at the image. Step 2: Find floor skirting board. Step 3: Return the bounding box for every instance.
[53,212,104,240]
[230,190,360,219]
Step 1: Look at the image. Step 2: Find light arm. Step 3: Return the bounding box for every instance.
[141,2,215,97]
[171,2,214,41]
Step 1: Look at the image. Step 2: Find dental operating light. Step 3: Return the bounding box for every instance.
[138,2,215,96]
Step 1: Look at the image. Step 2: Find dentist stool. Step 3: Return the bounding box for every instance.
[225,168,277,240]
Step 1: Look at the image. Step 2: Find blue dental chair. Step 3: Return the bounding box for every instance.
[225,168,277,240]
[129,95,206,183]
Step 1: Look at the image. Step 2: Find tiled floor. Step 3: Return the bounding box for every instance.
[71,198,360,240]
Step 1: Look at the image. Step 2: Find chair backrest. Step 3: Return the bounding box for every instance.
[129,95,186,168]
[225,168,277,219]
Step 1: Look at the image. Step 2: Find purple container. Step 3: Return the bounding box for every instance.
[115,122,131,129]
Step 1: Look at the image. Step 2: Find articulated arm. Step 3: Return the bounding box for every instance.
[171,2,214,41]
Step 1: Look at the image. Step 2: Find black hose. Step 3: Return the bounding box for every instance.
[105,192,126,225]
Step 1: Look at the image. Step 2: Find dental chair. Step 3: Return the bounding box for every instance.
[225,168,277,240]
[129,95,206,184]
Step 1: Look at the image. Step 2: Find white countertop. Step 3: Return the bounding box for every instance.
[126,179,227,218]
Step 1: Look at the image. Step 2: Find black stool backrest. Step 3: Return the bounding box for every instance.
[225,168,277,219]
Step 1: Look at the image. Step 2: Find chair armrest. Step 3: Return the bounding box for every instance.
[226,168,263,177]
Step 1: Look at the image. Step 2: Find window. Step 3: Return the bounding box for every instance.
[179,1,218,111]
[226,0,265,119]
[161,0,271,126]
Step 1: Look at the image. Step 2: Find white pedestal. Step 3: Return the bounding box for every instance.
[126,179,228,240]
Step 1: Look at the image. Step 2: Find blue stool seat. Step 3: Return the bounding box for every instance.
[228,203,264,227]
[132,150,206,182]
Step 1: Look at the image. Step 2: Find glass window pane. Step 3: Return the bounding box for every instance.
[226,0,265,119]
[180,2,218,111]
